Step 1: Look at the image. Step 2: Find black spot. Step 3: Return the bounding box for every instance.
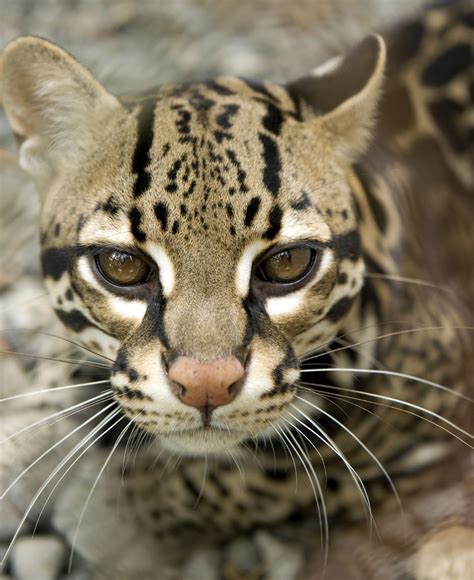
[128,368,139,382]
[290,191,311,211]
[76,214,87,234]
[128,207,147,242]
[180,204,188,216]
[102,195,120,216]
[325,296,354,322]
[165,157,183,193]
[154,202,169,231]
[204,80,236,96]
[55,309,100,333]
[216,104,240,129]
[242,78,278,102]
[65,288,74,301]
[337,272,348,285]
[428,98,469,153]
[226,203,234,219]
[326,477,340,491]
[132,99,156,197]
[172,220,179,234]
[259,133,281,197]
[335,230,361,261]
[225,149,249,193]
[41,248,73,280]
[244,197,261,227]
[422,43,472,87]
[263,205,282,240]
[214,130,232,143]
[53,223,61,237]
[264,468,289,481]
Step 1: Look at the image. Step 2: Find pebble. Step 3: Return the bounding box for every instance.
[11,536,66,580]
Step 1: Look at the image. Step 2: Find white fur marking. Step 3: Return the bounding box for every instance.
[235,240,268,297]
[145,242,175,297]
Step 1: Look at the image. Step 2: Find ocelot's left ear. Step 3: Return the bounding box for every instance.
[287,34,386,162]
[1,36,124,194]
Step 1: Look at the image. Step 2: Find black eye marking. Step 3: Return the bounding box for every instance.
[128,207,147,242]
[290,191,311,211]
[263,205,282,240]
[244,197,261,227]
[154,202,169,231]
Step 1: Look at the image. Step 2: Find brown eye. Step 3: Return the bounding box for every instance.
[96,250,151,286]
[256,246,315,284]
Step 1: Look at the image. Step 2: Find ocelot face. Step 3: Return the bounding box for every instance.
[2,34,385,454]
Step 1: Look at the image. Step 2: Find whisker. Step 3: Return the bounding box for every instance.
[0,379,111,404]
[68,415,132,572]
[271,424,299,489]
[32,408,124,535]
[301,324,474,364]
[300,366,474,403]
[0,405,120,567]
[1,391,113,445]
[1,402,117,500]
[364,272,453,292]
[276,425,328,565]
[298,383,473,447]
[287,405,373,525]
[0,349,110,369]
[294,395,401,510]
[297,378,473,441]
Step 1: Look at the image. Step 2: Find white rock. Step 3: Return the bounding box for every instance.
[11,536,66,580]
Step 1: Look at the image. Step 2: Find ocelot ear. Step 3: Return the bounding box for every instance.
[1,36,123,193]
[287,34,386,162]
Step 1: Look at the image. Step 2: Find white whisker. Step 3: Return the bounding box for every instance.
[0,380,111,404]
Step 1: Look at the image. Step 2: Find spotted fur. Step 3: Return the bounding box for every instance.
[1,2,472,576]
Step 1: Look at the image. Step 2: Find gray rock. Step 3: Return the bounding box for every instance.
[11,536,66,580]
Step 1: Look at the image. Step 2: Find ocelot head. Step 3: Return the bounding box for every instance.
[1,34,385,454]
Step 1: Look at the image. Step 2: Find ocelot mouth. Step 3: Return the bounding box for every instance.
[160,427,249,455]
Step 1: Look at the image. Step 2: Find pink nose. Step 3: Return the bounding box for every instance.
[168,356,245,412]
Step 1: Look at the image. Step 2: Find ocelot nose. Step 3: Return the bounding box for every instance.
[168,356,245,412]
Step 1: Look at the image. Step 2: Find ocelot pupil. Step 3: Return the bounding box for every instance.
[97,250,150,285]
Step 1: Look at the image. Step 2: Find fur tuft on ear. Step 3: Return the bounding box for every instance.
[1,36,123,192]
[288,34,386,163]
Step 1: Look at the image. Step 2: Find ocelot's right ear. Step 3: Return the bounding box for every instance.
[1,36,123,194]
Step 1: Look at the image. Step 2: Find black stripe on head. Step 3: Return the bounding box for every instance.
[262,102,285,136]
[244,197,261,227]
[354,164,388,232]
[132,99,156,198]
[128,207,147,242]
[259,133,281,197]
[154,202,169,231]
[263,205,282,240]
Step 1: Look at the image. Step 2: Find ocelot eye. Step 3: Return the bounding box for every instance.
[95,250,151,286]
[255,245,317,285]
